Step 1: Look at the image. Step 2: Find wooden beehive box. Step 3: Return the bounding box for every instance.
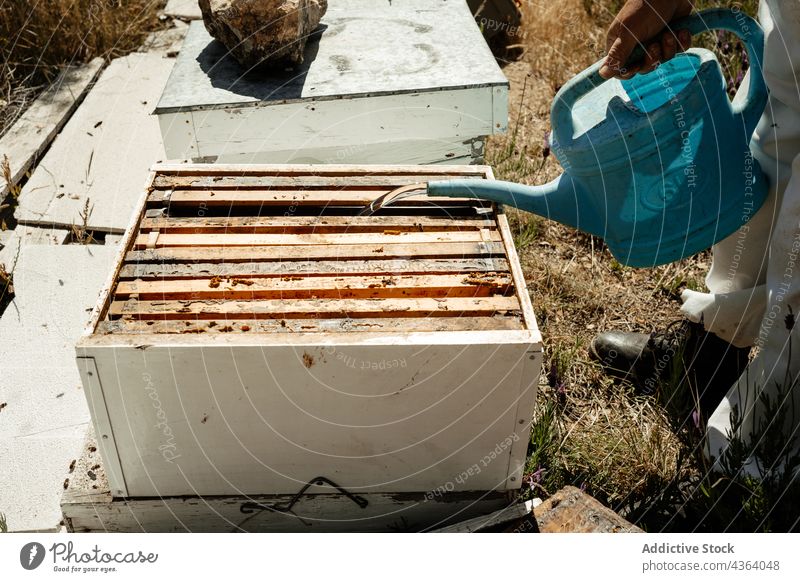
[76,164,541,499]
[154,0,508,165]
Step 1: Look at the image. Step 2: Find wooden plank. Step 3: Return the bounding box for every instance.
[151,163,490,177]
[60,427,511,532]
[88,172,153,334]
[14,53,175,233]
[496,208,538,334]
[163,0,202,20]
[97,315,526,335]
[533,487,643,533]
[151,174,470,190]
[148,189,481,207]
[0,226,70,266]
[63,490,510,533]
[125,241,507,263]
[141,19,189,57]
[190,127,484,166]
[139,214,496,233]
[132,230,502,249]
[113,273,514,300]
[109,296,522,320]
[118,258,511,279]
[0,58,104,199]
[149,189,385,205]
[0,246,121,529]
[433,500,534,533]
[0,228,12,253]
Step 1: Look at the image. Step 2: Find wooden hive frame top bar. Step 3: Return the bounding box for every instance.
[87,164,537,339]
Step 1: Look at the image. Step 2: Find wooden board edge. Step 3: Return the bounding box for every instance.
[76,329,541,349]
[75,356,128,498]
[149,162,492,177]
[60,425,517,532]
[495,208,540,340]
[0,58,105,199]
[62,489,514,533]
[432,499,533,533]
[503,347,542,490]
[533,486,644,533]
[79,170,154,341]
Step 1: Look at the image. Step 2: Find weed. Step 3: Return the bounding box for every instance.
[523,398,565,498]
[1,154,21,231]
[513,216,541,250]
[70,198,96,245]
[681,377,800,532]
[0,511,6,533]
[1,155,20,200]
[608,258,626,276]
[0,261,13,315]
[660,275,703,299]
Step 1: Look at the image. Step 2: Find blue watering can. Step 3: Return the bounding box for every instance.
[427,8,770,267]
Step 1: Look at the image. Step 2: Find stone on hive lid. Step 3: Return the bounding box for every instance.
[199,0,327,69]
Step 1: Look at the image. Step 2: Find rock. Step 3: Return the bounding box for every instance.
[199,0,327,69]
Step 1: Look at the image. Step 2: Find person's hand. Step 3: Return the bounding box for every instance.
[599,0,694,79]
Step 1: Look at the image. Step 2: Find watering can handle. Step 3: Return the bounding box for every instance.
[552,8,767,142]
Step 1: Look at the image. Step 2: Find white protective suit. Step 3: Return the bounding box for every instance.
[679,0,800,475]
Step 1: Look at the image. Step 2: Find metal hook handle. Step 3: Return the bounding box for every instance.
[240,476,369,516]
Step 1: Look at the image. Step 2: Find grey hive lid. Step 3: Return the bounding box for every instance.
[155,0,508,114]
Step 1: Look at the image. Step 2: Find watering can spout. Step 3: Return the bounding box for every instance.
[427,174,603,237]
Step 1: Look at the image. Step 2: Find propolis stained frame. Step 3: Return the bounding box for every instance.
[95,164,535,334]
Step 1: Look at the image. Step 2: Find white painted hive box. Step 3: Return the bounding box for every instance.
[154,0,508,165]
[76,164,541,498]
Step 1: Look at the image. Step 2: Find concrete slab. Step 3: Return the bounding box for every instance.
[0,245,117,532]
[15,52,174,234]
[163,0,202,20]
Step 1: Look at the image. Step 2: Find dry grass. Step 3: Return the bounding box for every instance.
[0,79,42,141]
[0,0,165,82]
[70,198,96,245]
[0,0,165,136]
[0,153,18,231]
[523,0,609,91]
[0,260,13,314]
[491,0,760,529]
